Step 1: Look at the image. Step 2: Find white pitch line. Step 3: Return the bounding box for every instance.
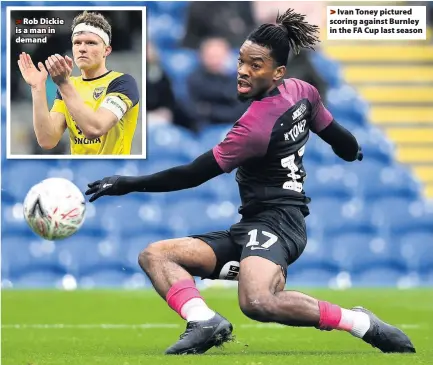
[1,323,423,330]
[1,324,180,329]
[399,324,422,329]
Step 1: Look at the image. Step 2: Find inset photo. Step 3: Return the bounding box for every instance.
[7,6,146,158]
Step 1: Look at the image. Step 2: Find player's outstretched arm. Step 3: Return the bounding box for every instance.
[317,120,363,162]
[46,54,118,140]
[85,150,224,202]
[18,52,66,149]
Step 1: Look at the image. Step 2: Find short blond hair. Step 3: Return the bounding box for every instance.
[71,11,112,43]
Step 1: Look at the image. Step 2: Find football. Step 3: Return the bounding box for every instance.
[23,177,86,241]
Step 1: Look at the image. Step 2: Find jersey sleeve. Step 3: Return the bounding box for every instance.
[105,74,140,109]
[306,83,333,134]
[212,105,272,173]
[50,89,66,115]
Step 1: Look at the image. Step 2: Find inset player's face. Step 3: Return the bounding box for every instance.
[72,32,111,72]
[237,40,285,102]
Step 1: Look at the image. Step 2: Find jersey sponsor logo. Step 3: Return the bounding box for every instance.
[93,86,106,100]
[284,119,307,142]
[292,103,307,122]
[74,137,102,145]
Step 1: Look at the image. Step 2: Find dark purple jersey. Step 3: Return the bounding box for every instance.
[212,78,333,215]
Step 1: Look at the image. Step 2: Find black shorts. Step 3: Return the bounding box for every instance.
[190,205,307,281]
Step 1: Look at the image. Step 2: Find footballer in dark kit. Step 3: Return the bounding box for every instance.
[86,9,415,356]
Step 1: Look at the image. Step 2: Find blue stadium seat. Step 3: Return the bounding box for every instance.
[155,1,189,15]
[306,217,323,241]
[344,160,419,200]
[345,159,389,185]
[58,234,131,276]
[399,232,433,273]
[206,173,239,201]
[304,168,322,192]
[352,127,395,164]
[358,164,420,200]
[96,199,167,237]
[308,197,353,233]
[123,231,170,272]
[147,124,201,161]
[79,269,133,289]
[72,160,122,191]
[140,1,159,13]
[326,85,368,125]
[125,234,167,269]
[167,199,238,236]
[310,53,343,88]
[79,203,106,235]
[360,143,394,165]
[331,232,406,273]
[1,202,29,236]
[289,267,338,287]
[374,197,432,234]
[363,179,418,202]
[161,47,198,74]
[352,268,403,287]
[199,125,231,151]
[148,14,185,48]
[420,270,433,287]
[1,188,14,204]
[306,166,355,199]
[12,270,67,289]
[305,137,337,164]
[290,237,339,272]
[305,149,329,165]
[3,160,52,200]
[1,52,6,86]
[2,235,67,280]
[205,200,240,231]
[158,49,199,99]
[323,204,380,237]
[137,157,188,176]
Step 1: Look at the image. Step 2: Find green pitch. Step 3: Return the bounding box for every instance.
[2,288,432,365]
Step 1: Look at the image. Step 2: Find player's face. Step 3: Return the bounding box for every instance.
[237,41,285,102]
[72,32,110,71]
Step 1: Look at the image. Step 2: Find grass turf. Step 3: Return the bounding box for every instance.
[2,288,432,365]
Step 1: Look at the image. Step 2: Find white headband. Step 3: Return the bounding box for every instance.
[72,23,110,45]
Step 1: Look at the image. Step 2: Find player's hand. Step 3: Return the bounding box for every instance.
[356,146,363,161]
[85,175,130,202]
[45,54,73,85]
[18,52,48,88]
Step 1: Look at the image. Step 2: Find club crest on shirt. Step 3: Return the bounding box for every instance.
[93,87,106,100]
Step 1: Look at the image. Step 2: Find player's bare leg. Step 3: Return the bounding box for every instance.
[237,256,415,353]
[138,237,233,354]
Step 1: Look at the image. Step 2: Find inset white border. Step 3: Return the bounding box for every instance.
[6,6,147,159]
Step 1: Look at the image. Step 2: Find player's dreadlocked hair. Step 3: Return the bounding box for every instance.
[247,9,320,66]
